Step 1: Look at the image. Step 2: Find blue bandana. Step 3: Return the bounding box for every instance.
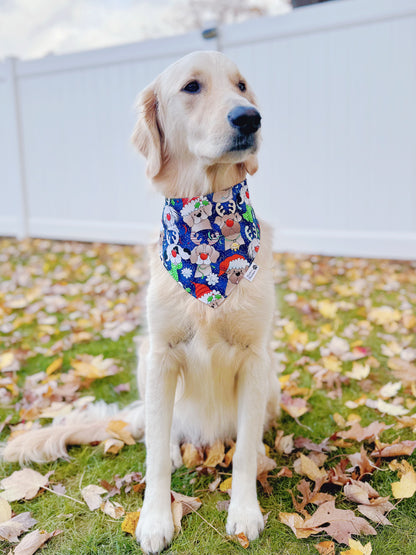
[159,180,261,308]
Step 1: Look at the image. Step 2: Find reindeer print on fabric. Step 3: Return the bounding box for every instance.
[160,180,261,307]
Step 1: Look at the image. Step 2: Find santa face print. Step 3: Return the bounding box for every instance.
[159,180,261,307]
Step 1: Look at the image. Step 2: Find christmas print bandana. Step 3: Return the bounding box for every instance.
[159,180,261,308]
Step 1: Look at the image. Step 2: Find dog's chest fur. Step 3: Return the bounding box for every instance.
[145,220,275,445]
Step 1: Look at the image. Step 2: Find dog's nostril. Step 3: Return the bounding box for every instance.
[228,106,261,135]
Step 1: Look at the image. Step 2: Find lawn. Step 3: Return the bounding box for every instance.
[0,238,415,555]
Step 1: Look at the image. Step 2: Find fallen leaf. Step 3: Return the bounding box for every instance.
[390,460,416,499]
[170,491,201,533]
[121,510,140,536]
[0,498,12,524]
[378,381,401,399]
[103,438,125,455]
[45,357,63,376]
[236,532,249,548]
[0,512,37,542]
[219,477,233,493]
[257,453,277,495]
[388,358,416,383]
[346,363,370,381]
[274,431,294,454]
[370,440,416,458]
[279,512,318,539]
[106,420,135,445]
[338,421,392,442]
[280,393,310,419]
[181,443,204,468]
[302,500,376,545]
[293,453,327,482]
[81,485,108,511]
[368,306,401,326]
[204,439,225,467]
[315,540,336,555]
[0,469,51,502]
[365,399,408,416]
[101,500,125,519]
[14,529,62,555]
[340,538,372,555]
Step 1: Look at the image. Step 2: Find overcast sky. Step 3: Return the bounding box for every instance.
[0,0,290,60]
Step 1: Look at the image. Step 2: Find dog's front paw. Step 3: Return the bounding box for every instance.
[136,507,174,554]
[226,502,264,541]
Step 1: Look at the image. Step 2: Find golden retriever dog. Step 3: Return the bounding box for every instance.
[2,51,281,554]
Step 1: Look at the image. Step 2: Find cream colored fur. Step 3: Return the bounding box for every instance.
[2,51,281,554]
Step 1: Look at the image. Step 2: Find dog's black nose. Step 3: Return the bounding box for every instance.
[228,106,261,135]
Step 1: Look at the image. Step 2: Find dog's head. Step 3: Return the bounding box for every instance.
[132,51,261,192]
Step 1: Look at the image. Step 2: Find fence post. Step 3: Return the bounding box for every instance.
[4,57,29,239]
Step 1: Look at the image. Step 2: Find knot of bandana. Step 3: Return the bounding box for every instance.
[159,180,261,308]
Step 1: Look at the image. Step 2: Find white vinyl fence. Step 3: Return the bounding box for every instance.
[1,0,415,259]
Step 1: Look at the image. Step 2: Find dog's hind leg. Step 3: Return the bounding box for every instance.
[135,344,179,554]
[226,348,270,541]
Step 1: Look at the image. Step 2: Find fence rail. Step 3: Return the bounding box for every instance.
[1,0,415,259]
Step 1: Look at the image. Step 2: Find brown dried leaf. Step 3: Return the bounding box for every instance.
[275,431,294,454]
[236,532,249,549]
[204,440,225,467]
[303,500,376,545]
[280,393,310,419]
[338,421,392,442]
[181,443,204,468]
[14,529,62,555]
[370,440,416,458]
[0,512,37,542]
[315,540,336,555]
[257,453,277,495]
[100,500,125,519]
[103,438,124,455]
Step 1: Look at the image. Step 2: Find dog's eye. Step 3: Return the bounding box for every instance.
[182,80,201,94]
[238,81,246,92]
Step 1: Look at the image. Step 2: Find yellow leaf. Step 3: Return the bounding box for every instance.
[341,538,372,555]
[0,352,15,371]
[390,460,416,499]
[46,357,63,375]
[346,363,370,381]
[106,420,135,445]
[322,356,342,372]
[318,300,338,319]
[367,306,401,325]
[293,453,327,482]
[219,477,233,492]
[103,438,124,455]
[333,413,346,428]
[121,511,141,536]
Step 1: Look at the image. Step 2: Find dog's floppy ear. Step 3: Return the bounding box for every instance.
[132,85,164,179]
[243,153,259,176]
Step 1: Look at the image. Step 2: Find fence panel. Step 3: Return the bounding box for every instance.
[16,32,210,243]
[222,0,416,258]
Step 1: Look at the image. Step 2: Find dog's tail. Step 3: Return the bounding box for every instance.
[1,400,145,465]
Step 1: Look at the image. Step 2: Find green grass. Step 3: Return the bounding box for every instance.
[1,242,416,554]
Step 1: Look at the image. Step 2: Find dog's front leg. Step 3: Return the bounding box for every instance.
[226,349,268,541]
[136,346,178,554]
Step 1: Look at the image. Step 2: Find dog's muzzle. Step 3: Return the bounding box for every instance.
[227,106,261,151]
